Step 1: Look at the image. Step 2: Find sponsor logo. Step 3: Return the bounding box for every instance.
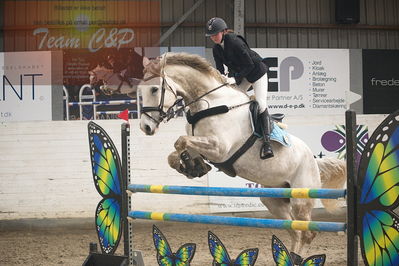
[370,78,399,87]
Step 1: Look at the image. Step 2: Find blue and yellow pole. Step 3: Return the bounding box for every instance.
[129,211,346,232]
[128,184,346,199]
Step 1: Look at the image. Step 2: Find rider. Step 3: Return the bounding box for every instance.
[206,17,273,159]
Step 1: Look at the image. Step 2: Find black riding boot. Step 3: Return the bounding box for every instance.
[260,109,274,159]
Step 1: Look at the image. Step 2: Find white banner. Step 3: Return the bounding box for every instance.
[208,124,366,213]
[0,51,53,121]
[254,49,350,115]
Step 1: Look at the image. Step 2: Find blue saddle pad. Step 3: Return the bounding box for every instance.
[270,122,291,147]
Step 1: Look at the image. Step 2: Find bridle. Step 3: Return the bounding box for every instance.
[140,54,232,127]
[141,74,231,126]
[140,73,180,126]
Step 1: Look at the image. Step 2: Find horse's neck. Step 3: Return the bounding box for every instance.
[169,68,248,112]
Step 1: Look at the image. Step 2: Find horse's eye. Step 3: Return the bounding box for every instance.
[151,87,158,94]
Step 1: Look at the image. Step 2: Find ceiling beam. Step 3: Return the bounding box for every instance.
[156,0,205,46]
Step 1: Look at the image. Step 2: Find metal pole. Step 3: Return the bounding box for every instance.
[345,110,358,266]
[156,0,204,46]
[121,123,133,264]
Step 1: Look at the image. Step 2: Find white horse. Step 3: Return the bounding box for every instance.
[135,53,346,253]
[88,65,140,98]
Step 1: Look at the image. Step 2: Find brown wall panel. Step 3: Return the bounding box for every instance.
[1,0,399,50]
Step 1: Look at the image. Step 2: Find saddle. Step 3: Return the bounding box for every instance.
[212,102,286,177]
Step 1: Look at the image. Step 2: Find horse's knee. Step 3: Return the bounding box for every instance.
[174,136,188,151]
[291,199,314,220]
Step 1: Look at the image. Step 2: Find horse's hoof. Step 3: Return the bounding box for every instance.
[179,165,199,179]
[180,151,195,169]
[193,157,212,176]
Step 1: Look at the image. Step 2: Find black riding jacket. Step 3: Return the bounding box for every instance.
[212,33,267,84]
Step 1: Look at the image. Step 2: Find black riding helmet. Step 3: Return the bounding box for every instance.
[205,17,227,36]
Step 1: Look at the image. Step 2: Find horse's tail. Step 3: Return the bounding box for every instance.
[316,157,347,213]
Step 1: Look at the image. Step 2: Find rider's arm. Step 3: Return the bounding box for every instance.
[213,46,226,75]
[229,36,255,84]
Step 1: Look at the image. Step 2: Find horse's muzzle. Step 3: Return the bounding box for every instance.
[144,125,154,135]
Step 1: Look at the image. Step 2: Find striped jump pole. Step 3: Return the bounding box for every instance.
[69,99,138,107]
[129,211,346,232]
[97,110,138,115]
[128,184,346,199]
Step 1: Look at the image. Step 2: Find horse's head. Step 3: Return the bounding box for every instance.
[138,56,180,135]
[88,64,141,96]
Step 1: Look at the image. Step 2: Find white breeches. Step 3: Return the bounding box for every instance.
[238,73,268,113]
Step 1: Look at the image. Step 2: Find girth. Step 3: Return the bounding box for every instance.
[185,103,258,177]
[185,101,284,177]
[211,134,258,177]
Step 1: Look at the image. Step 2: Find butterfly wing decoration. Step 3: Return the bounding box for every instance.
[233,248,259,266]
[153,225,196,266]
[357,110,399,266]
[272,235,326,266]
[88,121,123,254]
[208,231,258,266]
[272,235,294,266]
[301,255,326,266]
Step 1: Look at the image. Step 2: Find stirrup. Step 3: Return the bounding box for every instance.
[260,143,274,159]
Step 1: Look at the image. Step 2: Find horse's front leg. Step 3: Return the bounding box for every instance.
[175,135,226,158]
[168,150,211,178]
[173,135,226,178]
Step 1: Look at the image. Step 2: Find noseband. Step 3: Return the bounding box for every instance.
[140,75,179,126]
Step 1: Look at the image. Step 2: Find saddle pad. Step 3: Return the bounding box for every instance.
[270,122,291,147]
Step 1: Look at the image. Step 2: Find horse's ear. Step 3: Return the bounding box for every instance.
[143,56,151,67]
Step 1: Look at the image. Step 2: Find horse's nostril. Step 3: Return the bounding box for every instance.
[145,125,151,134]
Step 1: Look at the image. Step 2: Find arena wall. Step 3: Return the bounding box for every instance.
[0,114,386,220]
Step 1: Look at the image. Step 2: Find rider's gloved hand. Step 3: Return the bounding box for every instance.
[223,75,236,85]
[234,73,243,85]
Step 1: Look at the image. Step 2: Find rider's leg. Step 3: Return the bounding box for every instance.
[252,73,274,159]
[252,73,268,113]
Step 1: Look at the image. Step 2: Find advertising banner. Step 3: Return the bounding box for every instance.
[362,49,399,114]
[254,49,350,115]
[208,124,368,213]
[0,51,56,121]
[3,1,161,120]
[3,1,160,51]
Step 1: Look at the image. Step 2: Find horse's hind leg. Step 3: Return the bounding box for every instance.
[291,198,317,253]
[259,197,302,253]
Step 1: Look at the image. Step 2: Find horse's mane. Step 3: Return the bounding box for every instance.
[165,53,225,83]
[143,53,226,84]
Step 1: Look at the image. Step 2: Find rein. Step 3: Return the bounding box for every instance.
[140,55,249,128]
[141,79,231,126]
